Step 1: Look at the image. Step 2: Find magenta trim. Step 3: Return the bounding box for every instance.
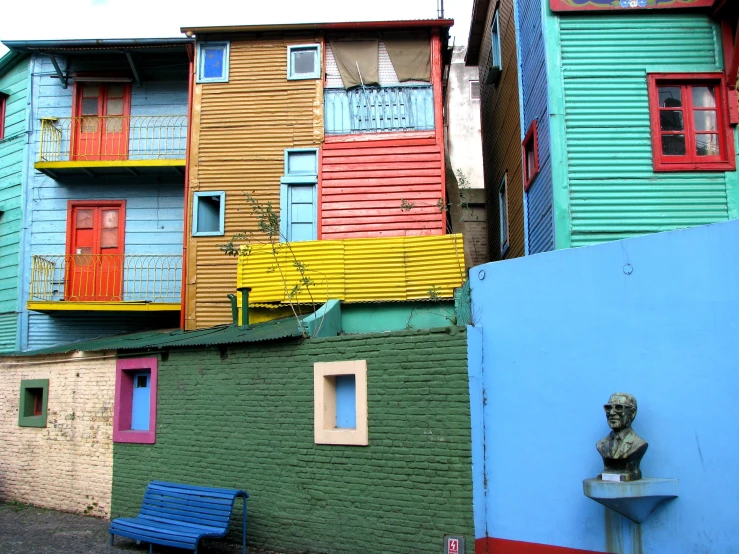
[114,358,158,444]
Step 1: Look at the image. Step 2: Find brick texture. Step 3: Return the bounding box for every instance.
[0,353,115,517]
[112,327,474,553]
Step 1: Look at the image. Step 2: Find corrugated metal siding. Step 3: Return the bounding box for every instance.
[238,234,465,304]
[0,313,19,352]
[0,57,28,324]
[321,137,445,238]
[26,312,180,352]
[518,0,554,254]
[478,0,525,261]
[188,36,323,330]
[560,14,730,247]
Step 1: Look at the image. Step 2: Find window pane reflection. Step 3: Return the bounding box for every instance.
[660,111,683,131]
[693,111,717,132]
[658,86,682,108]
[662,134,686,156]
[692,86,716,108]
[696,134,719,157]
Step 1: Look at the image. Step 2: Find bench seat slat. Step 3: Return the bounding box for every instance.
[109,481,248,554]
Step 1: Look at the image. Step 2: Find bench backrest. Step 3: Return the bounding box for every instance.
[140,481,247,530]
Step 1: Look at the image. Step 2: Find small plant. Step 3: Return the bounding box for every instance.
[400,199,415,211]
[427,285,441,300]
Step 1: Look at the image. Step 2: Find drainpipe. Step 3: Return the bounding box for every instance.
[180,42,195,330]
[237,286,252,328]
[226,294,239,326]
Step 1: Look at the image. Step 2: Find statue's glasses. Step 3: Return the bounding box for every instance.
[603,403,632,413]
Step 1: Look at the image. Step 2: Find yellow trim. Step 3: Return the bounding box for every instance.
[35,160,186,170]
[27,301,181,313]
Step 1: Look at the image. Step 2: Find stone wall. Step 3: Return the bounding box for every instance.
[112,327,474,553]
[0,353,115,516]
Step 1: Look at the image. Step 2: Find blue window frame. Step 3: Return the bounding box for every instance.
[287,44,321,80]
[197,42,230,83]
[280,149,318,242]
[192,191,226,236]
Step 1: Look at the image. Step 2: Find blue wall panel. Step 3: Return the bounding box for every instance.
[517,0,554,254]
[468,220,739,552]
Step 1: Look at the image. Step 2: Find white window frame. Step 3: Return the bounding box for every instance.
[498,174,509,256]
[192,191,226,237]
[287,44,322,81]
[197,41,230,83]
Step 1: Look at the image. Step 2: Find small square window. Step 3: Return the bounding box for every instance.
[647,73,735,172]
[197,42,230,83]
[470,80,480,100]
[114,358,158,444]
[18,379,49,428]
[288,44,321,80]
[192,191,225,236]
[522,120,540,191]
[498,173,509,256]
[314,360,368,446]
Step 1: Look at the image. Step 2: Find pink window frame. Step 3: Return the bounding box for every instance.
[113,357,158,444]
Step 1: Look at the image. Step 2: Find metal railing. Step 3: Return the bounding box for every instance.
[38,115,188,162]
[324,85,435,134]
[30,254,182,303]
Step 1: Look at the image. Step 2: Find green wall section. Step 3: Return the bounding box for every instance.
[341,301,457,334]
[0,55,29,352]
[552,14,737,247]
[112,327,474,554]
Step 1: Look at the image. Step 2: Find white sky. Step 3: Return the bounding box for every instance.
[0,0,473,58]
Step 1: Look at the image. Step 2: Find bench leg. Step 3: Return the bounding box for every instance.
[149,544,153,554]
[243,497,247,554]
[110,534,114,546]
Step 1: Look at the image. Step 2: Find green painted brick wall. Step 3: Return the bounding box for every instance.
[111,327,474,554]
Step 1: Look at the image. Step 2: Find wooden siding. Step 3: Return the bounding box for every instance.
[18,53,188,350]
[478,0,525,260]
[186,35,323,330]
[560,14,736,247]
[0,56,29,352]
[320,136,445,238]
[518,0,554,254]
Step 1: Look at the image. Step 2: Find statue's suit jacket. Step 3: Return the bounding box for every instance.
[596,428,647,459]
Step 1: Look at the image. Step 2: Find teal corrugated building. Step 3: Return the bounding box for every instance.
[470,0,739,253]
[0,51,30,352]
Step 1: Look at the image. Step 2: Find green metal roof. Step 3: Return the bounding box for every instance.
[11,317,304,357]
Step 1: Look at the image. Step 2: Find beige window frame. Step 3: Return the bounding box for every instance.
[314,360,368,446]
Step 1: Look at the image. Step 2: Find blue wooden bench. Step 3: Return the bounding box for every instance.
[109,481,249,554]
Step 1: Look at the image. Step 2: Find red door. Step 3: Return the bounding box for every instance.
[72,83,131,161]
[66,201,125,301]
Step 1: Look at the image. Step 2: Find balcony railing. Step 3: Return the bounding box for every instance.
[30,254,182,303]
[38,115,188,162]
[324,85,435,135]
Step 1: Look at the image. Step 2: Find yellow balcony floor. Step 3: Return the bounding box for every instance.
[27,301,181,313]
[34,159,186,181]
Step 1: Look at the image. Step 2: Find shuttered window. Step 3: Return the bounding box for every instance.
[280,149,318,242]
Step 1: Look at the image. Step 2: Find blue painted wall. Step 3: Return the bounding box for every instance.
[516,0,553,254]
[468,220,739,552]
[18,53,187,350]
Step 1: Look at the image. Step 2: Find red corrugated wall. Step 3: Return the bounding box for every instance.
[320,136,445,238]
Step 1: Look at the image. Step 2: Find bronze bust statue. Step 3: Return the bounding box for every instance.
[596,393,648,482]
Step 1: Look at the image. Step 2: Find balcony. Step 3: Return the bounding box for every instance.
[28,254,182,312]
[324,85,434,135]
[35,115,187,182]
[237,234,465,306]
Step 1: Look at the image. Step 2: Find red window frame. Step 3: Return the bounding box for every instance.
[523,120,540,191]
[648,73,736,172]
[0,93,7,141]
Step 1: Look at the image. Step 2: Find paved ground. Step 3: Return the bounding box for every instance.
[0,502,281,554]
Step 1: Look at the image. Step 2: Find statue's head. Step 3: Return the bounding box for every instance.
[603,392,637,431]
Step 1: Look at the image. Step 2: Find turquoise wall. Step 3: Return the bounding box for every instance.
[0,55,29,352]
[550,13,738,247]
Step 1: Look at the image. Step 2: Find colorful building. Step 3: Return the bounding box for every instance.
[468,0,739,255]
[0,51,30,351]
[180,20,467,331]
[1,39,192,351]
[466,0,527,261]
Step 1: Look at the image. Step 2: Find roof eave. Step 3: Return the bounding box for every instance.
[181,19,455,36]
[465,0,491,66]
